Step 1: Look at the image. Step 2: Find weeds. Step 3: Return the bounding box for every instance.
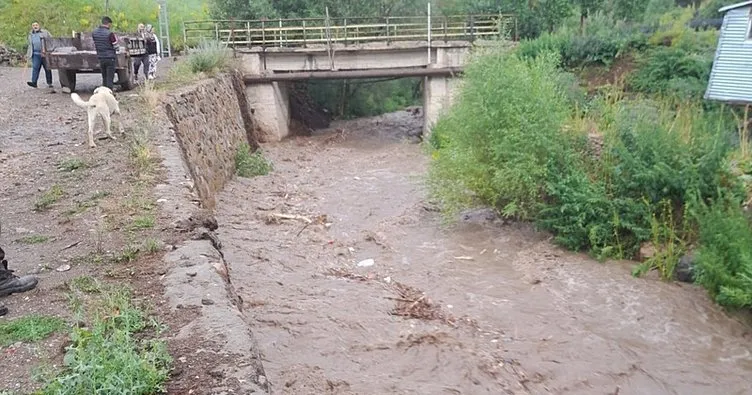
[187,39,233,74]
[143,238,161,254]
[68,276,102,294]
[0,316,66,347]
[34,185,65,211]
[235,143,273,178]
[130,215,156,230]
[63,191,110,218]
[57,158,87,172]
[129,127,155,179]
[16,235,50,245]
[113,245,141,264]
[41,286,171,394]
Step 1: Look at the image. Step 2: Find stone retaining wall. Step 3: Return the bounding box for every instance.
[163,72,258,209]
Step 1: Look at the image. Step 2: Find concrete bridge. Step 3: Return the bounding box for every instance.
[183,13,516,141]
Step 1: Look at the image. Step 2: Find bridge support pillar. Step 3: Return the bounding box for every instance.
[245,82,290,142]
[242,54,291,142]
[423,75,459,136]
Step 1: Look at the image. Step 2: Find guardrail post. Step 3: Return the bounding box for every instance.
[344,18,348,45]
[279,19,283,47]
[386,16,391,45]
[470,15,475,42]
[427,3,431,63]
[443,17,447,43]
[302,20,307,47]
[246,21,251,47]
[261,20,266,47]
[214,23,219,41]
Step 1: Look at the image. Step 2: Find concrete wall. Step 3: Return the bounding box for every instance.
[163,72,258,210]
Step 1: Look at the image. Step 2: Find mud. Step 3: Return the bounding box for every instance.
[216,112,752,394]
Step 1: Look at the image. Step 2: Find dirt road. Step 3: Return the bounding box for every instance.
[217,112,752,394]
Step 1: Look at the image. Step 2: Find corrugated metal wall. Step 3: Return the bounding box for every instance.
[705,6,752,103]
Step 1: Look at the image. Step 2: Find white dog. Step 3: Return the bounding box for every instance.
[70,86,124,148]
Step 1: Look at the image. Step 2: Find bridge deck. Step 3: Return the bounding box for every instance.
[183,14,515,48]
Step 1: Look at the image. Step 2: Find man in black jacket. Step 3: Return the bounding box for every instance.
[92,16,118,89]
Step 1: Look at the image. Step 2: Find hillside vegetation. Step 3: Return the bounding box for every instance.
[428,0,752,310]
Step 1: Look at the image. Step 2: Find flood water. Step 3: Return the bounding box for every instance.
[215,111,752,394]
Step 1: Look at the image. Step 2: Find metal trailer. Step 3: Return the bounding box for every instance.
[42,32,147,92]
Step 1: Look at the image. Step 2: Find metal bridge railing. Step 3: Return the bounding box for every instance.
[182,14,516,49]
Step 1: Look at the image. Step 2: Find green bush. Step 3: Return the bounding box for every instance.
[187,39,233,74]
[517,15,647,69]
[428,50,576,219]
[628,46,712,98]
[539,99,736,259]
[235,143,272,178]
[694,198,752,309]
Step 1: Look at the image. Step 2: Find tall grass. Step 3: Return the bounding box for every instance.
[186,39,233,74]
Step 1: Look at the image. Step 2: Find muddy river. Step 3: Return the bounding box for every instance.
[215,111,752,394]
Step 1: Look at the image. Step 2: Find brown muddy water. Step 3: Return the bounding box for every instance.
[216,111,752,395]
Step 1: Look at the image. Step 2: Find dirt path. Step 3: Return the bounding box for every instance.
[0,65,231,394]
[217,112,752,394]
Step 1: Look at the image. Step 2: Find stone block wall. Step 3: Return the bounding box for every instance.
[163,72,258,210]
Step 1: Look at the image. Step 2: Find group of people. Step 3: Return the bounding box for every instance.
[26,16,162,90]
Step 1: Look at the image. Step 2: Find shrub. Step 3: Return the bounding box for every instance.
[538,98,737,260]
[518,15,647,69]
[235,143,272,178]
[428,50,576,219]
[694,198,752,309]
[628,47,712,98]
[187,39,233,74]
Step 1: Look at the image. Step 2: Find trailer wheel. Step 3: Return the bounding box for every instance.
[58,69,77,92]
[117,59,135,91]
